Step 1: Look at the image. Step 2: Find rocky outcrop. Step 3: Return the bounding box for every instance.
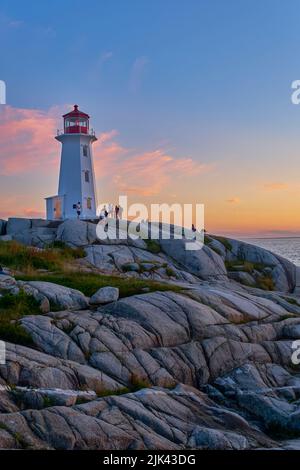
[18,281,89,311]
[5,218,57,247]
[90,286,119,305]
[0,384,277,450]
[160,239,227,280]
[0,284,292,448]
[1,219,300,449]
[206,235,297,292]
[83,244,199,282]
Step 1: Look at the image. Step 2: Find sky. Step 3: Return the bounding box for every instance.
[1,0,300,237]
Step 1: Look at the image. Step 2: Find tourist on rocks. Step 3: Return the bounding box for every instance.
[99,207,106,221]
[107,203,112,218]
[115,205,120,219]
[75,202,81,219]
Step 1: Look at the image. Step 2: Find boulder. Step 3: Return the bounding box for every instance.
[187,426,249,450]
[6,218,31,235]
[90,286,119,305]
[20,281,89,310]
[0,275,19,295]
[12,228,56,248]
[160,239,227,280]
[56,219,97,247]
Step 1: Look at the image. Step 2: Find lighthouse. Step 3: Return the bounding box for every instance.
[45,105,98,220]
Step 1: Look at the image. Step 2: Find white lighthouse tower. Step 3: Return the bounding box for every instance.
[45,105,98,220]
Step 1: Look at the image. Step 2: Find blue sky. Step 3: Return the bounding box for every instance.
[1,0,300,235]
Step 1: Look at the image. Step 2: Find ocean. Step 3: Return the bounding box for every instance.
[241,237,300,266]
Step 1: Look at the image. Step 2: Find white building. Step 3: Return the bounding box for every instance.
[45,105,98,220]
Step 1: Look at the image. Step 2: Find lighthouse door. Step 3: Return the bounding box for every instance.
[54,198,62,219]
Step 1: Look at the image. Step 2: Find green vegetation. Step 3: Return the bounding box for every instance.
[0,240,85,272]
[256,274,275,291]
[16,272,181,298]
[130,374,152,390]
[13,432,29,449]
[283,297,300,306]
[95,375,153,399]
[42,396,57,408]
[225,258,275,291]
[204,235,212,245]
[225,259,268,273]
[0,291,40,346]
[165,266,176,277]
[96,387,131,398]
[144,239,161,254]
[210,235,232,251]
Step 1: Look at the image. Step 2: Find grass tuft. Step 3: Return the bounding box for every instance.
[15,272,181,298]
[0,291,41,346]
[144,239,161,254]
[0,240,85,273]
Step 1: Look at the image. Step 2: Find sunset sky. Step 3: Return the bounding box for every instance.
[1,0,300,237]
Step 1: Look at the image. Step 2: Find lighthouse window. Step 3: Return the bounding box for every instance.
[83,145,88,157]
[87,197,92,210]
[84,170,90,182]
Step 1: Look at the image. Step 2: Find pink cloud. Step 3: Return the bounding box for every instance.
[93,134,212,197]
[0,105,60,176]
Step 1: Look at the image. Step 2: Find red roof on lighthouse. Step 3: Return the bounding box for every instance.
[63,104,90,119]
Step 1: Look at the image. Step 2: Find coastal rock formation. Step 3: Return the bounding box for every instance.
[0,218,300,449]
[0,283,297,449]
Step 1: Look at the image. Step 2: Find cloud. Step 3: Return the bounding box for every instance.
[263,182,288,191]
[129,56,149,92]
[100,51,113,63]
[0,13,23,29]
[0,105,60,175]
[93,132,212,197]
[226,197,240,204]
[8,20,23,28]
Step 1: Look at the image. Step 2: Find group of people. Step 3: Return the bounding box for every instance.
[99,204,123,221]
[74,201,123,221]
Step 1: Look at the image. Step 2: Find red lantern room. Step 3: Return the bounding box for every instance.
[63,104,90,134]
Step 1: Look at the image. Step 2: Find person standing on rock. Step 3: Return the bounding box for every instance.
[108,203,114,218]
[99,206,107,221]
[115,205,120,219]
[76,202,81,219]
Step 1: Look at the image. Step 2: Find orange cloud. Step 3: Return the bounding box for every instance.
[226,197,240,204]
[263,182,288,191]
[0,105,60,176]
[93,133,212,197]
